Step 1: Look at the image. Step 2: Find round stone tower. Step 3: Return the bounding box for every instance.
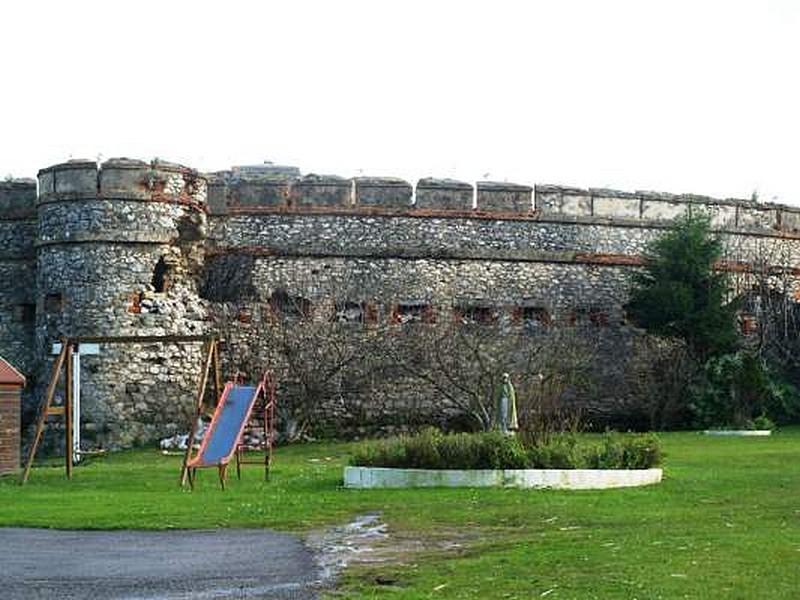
[35,158,209,448]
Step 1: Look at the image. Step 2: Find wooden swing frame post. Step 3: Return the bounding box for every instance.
[21,334,217,486]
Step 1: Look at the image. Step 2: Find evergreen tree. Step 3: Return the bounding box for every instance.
[626,214,738,361]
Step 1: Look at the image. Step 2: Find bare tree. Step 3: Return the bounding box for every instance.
[727,236,800,384]
[214,294,385,440]
[388,318,599,436]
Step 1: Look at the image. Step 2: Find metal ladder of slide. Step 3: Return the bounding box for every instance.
[234,372,277,481]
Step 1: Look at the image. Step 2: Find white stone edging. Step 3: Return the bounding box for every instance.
[702,429,772,437]
[344,466,662,490]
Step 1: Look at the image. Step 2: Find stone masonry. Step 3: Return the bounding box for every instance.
[2,157,800,448]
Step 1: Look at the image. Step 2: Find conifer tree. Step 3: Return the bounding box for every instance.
[626,214,738,361]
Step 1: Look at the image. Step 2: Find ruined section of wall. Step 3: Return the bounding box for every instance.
[34,159,209,449]
[0,179,37,377]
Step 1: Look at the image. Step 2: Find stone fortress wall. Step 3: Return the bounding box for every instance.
[207,170,800,333]
[3,157,800,447]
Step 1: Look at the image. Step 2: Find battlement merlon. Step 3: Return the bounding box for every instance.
[477,181,533,213]
[17,155,800,234]
[534,184,799,234]
[37,158,207,207]
[415,178,473,211]
[0,178,37,219]
[354,177,413,209]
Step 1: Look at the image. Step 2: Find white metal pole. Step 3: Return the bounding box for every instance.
[72,347,81,464]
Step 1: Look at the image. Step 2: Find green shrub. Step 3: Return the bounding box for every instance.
[525,434,586,469]
[350,435,408,468]
[585,432,662,469]
[350,429,662,470]
[403,427,443,469]
[483,431,529,469]
[751,414,776,431]
[436,431,477,469]
[690,351,797,428]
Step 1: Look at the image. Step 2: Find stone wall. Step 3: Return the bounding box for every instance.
[4,155,800,446]
[209,211,800,269]
[0,179,37,377]
[205,255,631,324]
[203,175,800,431]
[203,255,639,432]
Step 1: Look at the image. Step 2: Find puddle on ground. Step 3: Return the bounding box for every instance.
[307,513,389,581]
[307,513,475,584]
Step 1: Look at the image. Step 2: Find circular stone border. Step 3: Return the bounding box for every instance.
[344,466,663,490]
[702,430,772,437]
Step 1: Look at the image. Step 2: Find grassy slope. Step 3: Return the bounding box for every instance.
[1,431,799,598]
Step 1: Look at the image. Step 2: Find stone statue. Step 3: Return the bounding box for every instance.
[493,372,519,434]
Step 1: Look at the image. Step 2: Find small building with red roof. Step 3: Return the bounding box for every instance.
[0,357,25,475]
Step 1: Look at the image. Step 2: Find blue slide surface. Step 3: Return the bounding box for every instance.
[190,385,259,466]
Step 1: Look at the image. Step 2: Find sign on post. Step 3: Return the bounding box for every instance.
[50,342,101,464]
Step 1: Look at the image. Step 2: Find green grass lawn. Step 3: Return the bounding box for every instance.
[2,430,799,598]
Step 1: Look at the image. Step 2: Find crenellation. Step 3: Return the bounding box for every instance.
[779,208,800,234]
[533,184,796,232]
[536,185,593,217]
[736,205,778,232]
[97,158,207,206]
[208,167,302,214]
[0,179,37,218]
[288,174,351,207]
[592,194,641,219]
[98,158,150,199]
[696,202,737,229]
[233,178,292,209]
[415,178,473,210]
[39,159,98,199]
[640,198,688,221]
[476,181,532,213]
[353,177,413,208]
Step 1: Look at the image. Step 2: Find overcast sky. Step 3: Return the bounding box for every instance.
[2,1,799,203]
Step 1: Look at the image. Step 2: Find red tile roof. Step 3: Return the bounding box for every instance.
[0,357,25,386]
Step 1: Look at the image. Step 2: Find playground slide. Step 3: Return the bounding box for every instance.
[187,382,262,468]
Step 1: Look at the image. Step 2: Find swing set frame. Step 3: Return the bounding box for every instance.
[20,334,220,485]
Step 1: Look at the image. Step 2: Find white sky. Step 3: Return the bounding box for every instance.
[2,0,800,203]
